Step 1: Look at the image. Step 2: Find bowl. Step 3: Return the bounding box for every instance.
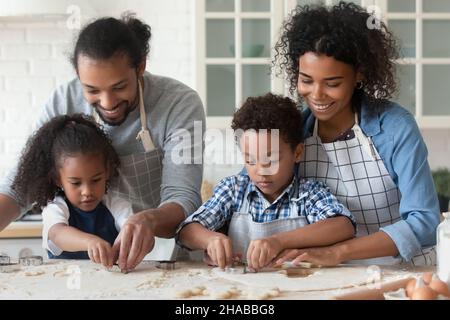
[229,44,265,57]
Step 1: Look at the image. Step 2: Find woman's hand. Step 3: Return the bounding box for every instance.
[87,237,115,268]
[246,237,283,270]
[274,245,344,267]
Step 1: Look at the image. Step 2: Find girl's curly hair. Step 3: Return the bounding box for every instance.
[231,93,303,150]
[274,1,399,107]
[12,114,120,208]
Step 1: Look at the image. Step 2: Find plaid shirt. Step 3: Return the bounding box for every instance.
[177,173,355,233]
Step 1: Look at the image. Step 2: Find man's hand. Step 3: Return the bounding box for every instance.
[246,237,283,270]
[112,212,155,272]
[205,235,233,269]
[87,237,115,268]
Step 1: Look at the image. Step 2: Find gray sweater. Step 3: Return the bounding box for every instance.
[0,72,205,217]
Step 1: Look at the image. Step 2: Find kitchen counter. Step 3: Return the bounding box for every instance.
[0,259,434,300]
[0,221,43,239]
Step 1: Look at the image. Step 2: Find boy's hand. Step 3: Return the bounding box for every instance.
[87,238,114,268]
[246,237,283,270]
[205,235,233,269]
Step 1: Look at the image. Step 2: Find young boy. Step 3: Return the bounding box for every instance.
[177,93,356,270]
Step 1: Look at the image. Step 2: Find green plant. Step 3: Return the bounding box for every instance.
[432,168,450,198]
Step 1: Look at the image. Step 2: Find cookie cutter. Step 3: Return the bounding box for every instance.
[0,262,21,273]
[0,255,10,264]
[156,260,176,270]
[19,255,43,266]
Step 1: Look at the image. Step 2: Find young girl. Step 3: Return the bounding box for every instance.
[12,114,133,268]
[273,1,440,266]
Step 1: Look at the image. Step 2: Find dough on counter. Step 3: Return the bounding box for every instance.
[206,286,240,299]
[212,266,373,291]
[24,269,46,276]
[175,286,207,298]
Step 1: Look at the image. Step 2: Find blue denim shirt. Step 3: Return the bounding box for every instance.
[302,100,440,261]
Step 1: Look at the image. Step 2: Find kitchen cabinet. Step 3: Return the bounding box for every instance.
[384,0,450,128]
[196,0,284,129]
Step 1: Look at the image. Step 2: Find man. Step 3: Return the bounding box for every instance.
[0,13,205,272]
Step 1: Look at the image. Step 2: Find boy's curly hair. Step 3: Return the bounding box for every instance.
[231,93,303,149]
[12,114,120,208]
[274,1,399,107]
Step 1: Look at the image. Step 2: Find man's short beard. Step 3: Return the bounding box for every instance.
[93,102,133,126]
[92,74,141,127]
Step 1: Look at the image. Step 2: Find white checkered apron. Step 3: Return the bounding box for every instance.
[298,118,435,265]
[108,149,162,212]
[228,184,308,259]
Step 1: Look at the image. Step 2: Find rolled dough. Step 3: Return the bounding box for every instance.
[212,266,374,291]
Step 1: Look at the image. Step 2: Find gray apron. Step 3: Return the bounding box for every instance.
[228,183,308,259]
[298,114,435,265]
[94,81,175,261]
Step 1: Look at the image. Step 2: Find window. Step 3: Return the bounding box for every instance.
[383,0,450,127]
[196,0,284,128]
[197,0,450,129]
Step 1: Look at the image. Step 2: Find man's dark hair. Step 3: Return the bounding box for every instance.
[231,93,304,150]
[71,12,151,70]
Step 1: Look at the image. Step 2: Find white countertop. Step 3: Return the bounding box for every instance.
[0,259,433,300]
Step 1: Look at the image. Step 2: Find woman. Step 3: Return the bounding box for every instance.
[274,1,439,266]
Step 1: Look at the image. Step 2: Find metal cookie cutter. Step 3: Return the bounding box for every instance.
[156,260,176,270]
[0,254,20,273]
[0,263,21,273]
[19,255,43,266]
[0,255,10,264]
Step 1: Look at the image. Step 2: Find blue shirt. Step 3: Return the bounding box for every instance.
[302,100,440,261]
[177,173,356,233]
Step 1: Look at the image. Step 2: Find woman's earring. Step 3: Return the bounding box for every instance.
[356,81,363,90]
[105,181,109,194]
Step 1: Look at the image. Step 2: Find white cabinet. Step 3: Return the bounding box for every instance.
[196,0,284,129]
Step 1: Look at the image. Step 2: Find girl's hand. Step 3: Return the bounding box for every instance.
[87,238,114,268]
[274,245,343,267]
[246,237,283,270]
[205,235,233,269]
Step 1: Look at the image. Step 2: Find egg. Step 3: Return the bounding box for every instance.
[410,285,438,300]
[428,279,450,298]
[405,278,417,298]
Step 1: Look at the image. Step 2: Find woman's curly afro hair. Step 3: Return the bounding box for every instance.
[274,1,400,106]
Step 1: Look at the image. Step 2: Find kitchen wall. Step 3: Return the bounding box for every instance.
[0,0,197,179]
[0,0,449,185]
